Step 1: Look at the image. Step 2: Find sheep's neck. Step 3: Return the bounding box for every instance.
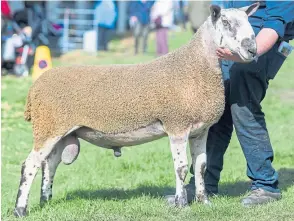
[171,21,223,85]
[170,21,224,88]
[154,20,222,81]
[192,21,220,69]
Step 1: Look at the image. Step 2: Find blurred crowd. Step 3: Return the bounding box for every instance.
[1,0,62,76]
[96,0,211,56]
[1,0,212,76]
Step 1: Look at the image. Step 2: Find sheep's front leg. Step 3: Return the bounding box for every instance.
[169,132,189,207]
[189,130,210,204]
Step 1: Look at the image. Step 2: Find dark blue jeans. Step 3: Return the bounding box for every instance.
[97,27,113,51]
[190,42,286,194]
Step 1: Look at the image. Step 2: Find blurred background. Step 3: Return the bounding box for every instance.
[1,0,212,77]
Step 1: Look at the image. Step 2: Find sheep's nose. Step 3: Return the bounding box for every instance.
[248,47,257,57]
[241,37,257,57]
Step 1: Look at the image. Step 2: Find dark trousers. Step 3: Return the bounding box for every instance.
[133,22,149,54]
[190,42,286,194]
[97,27,112,51]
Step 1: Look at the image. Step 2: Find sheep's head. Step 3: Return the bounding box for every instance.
[210,3,260,62]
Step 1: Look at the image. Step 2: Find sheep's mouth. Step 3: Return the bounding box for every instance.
[238,52,252,61]
[235,48,256,62]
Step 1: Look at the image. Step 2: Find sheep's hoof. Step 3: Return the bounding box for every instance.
[165,195,177,206]
[175,195,188,207]
[201,198,212,207]
[40,195,52,207]
[175,191,188,208]
[204,199,212,206]
[61,136,80,165]
[196,194,212,206]
[14,207,27,217]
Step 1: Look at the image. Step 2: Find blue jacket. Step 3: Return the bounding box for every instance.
[212,1,294,41]
[94,0,118,29]
[128,1,155,25]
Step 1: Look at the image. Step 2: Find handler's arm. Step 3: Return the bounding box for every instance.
[254,28,278,57]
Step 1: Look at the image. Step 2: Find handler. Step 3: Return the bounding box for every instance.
[167,0,294,206]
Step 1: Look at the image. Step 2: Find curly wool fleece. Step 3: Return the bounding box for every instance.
[25,27,225,150]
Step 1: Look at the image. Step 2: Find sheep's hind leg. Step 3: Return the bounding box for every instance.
[14,150,41,217]
[189,130,210,205]
[14,138,60,217]
[169,131,189,207]
[40,139,66,206]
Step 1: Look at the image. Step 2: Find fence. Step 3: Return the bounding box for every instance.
[54,8,97,53]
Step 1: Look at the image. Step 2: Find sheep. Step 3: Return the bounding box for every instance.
[14,3,260,217]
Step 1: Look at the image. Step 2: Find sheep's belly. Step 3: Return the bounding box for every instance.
[75,121,166,148]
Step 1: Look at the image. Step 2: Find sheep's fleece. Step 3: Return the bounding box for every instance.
[25,29,225,150]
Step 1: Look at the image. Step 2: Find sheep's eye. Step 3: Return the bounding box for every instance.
[223,19,229,26]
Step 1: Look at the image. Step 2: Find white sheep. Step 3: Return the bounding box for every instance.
[14,3,259,217]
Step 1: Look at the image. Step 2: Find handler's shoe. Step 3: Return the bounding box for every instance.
[241,188,281,206]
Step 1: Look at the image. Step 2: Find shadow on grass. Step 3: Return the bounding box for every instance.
[63,168,294,201]
[219,168,294,196]
[7,168,291,218]
[65,185,175,201]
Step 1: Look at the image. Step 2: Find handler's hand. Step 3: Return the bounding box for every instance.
[216,47,244,62]
[130,16,137,23]
[129,16,138,28]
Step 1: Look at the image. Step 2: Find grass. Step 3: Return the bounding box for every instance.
[1,30,294,221]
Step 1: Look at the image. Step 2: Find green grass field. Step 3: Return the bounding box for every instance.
[2,30,294,221]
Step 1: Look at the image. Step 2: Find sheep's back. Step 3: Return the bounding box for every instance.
[29,63,187,136]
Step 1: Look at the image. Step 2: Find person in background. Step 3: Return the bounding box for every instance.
[187,0,210,33]
[1,0,12,20]
[94,0,118,51]
[151,0,174,56]
[176,0,188,30]
[128,0,154,54]
[1,1,41,69]
[1,0,13,72]
[23,1,46,42]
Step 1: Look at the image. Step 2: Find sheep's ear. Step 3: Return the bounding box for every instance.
[210,5,221,22]
[239,2,260,16]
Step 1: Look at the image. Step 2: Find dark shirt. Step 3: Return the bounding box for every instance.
[128,1,155,25]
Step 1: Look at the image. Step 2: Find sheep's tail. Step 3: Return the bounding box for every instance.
[24,92,32,122]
